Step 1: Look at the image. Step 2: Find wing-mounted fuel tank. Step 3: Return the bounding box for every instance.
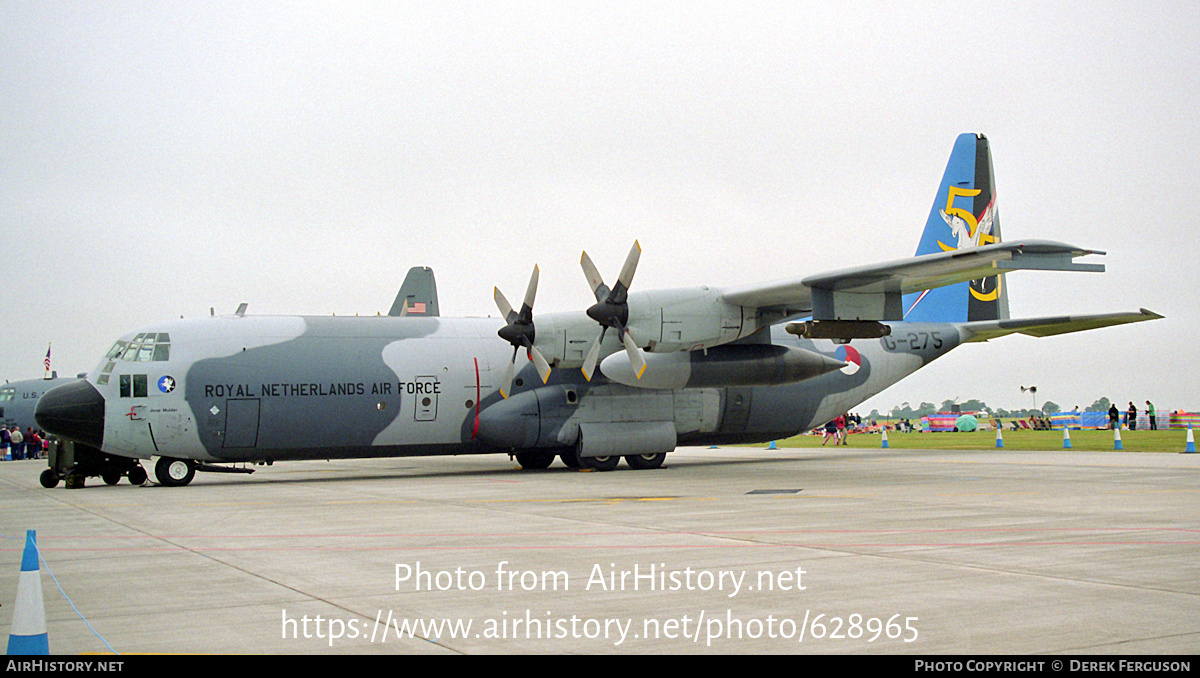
[598,343,846,390]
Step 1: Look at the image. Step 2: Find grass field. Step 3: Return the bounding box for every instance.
[761,427,1198,453]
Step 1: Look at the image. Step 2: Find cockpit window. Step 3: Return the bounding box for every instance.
[105,341,127,360]
[106,333,170,362]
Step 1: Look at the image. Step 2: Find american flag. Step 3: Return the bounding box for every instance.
[44,345,51,372]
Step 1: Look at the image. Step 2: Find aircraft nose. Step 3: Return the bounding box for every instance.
[35,380,105,449]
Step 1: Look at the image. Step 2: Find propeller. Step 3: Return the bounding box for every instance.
[494,265,552,399]
[579,241,646,381]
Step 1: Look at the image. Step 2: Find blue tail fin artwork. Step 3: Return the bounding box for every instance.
[903,133,1010,323]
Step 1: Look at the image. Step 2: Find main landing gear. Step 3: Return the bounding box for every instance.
[512,448,667,472]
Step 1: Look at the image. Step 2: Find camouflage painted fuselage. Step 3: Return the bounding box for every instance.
[54,313,959,463]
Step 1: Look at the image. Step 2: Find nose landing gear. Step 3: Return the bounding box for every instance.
[155,457,196,487]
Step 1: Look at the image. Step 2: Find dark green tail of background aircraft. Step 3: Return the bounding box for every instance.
[35,134,1161,486]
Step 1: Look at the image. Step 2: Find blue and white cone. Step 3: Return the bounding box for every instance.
[1114,427,1124,451]
[1063,427,1073,449]
[7,530,48,655]
[995,426,1004,448]
[1186,425,1196,454]
[881,429,889,448]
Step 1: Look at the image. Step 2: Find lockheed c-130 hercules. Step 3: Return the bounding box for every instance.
[35,133,1161,487]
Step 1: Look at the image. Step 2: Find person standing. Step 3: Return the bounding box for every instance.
[1127,402,1138,431]
[1146,400,1157,430]
[9,426,23,461]
[26,428,41,460]
[1108,403,1119,430]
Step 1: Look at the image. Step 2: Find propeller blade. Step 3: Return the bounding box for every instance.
[522,265,539,314]
[621,328,646,380]
[494,287,515,322]
[616,240,641,292]
[581,251,609,302]
[581,335,602,382]
[499,347,518,399]
[529,345,552,384]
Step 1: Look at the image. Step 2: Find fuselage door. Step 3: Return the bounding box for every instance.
[222,398,261,448]
[414,376,439,422]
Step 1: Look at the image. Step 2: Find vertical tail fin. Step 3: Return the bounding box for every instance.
[389,266,440,317]
[902,133,1009,323]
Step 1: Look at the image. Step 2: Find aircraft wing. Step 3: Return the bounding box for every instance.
[720,240,1105,320]
[959,309,1163,343]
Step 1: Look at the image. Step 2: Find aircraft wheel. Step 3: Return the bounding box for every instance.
[39,469,60,489]
[625,452,666,470]
[128,465,148,486]
[101,469,123,486]
[580,455,619,472]
[559,448,581,468]
[155,457,196,487]
[515,450,555,470]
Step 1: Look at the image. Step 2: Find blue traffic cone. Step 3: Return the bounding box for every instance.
[768,440,777,450]
[1186,425,1196,454]
[1114,427,1124,451]
[1063,427,1073,449]
[881,428,890,448]
[995,426,1004,448]
[6,530,48,655]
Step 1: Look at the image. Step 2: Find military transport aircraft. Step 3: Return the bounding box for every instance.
[35,134,1161,487]
[2,374,70,433]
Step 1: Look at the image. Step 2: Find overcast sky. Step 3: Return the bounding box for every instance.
[3,1,1196,415]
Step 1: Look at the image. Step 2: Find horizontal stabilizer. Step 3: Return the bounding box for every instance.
[960,308,1163,343]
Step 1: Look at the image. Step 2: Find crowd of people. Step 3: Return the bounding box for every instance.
[1,425,47,460]
[821,412,873,445]
[814,399,1171,440]
[1106,400,1158,430]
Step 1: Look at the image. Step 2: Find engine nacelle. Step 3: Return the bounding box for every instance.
[626,287,758,353]
[532,287,761,370]
[599,343,847,390]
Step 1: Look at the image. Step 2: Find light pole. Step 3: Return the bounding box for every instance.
[1021,386,1038,414]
